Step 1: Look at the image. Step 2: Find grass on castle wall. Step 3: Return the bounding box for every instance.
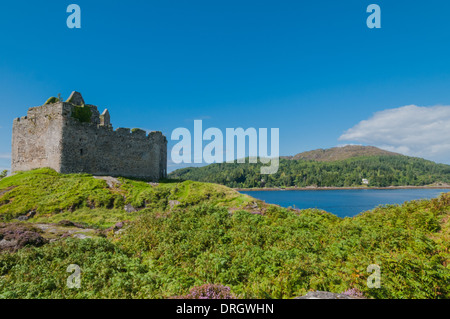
[44,97,59,105]
[71,105,92,123]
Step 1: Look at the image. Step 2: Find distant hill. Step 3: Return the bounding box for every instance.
[169,146,450,188]
[282,145,400,162]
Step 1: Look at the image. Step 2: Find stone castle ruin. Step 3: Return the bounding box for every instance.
[11,91,167,181]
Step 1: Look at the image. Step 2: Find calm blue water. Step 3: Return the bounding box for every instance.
[239,189,450,218]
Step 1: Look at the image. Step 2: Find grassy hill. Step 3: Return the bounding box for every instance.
[169,149,450,188]
[0,168,252,227]
[282,145,400,162]
[0,168,449,298]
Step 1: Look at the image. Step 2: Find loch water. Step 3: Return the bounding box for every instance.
[239,189,450,218]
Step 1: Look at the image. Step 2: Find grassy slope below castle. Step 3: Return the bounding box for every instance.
[0,168,251,227]
[169,153,450,189]
[0,169,449,298]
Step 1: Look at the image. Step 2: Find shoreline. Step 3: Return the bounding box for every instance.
[235,185,450,191]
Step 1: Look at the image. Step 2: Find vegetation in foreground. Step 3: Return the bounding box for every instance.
[0,169,449,299]
[169,155,450,188]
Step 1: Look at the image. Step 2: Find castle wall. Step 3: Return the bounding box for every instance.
[59,118,167,180]
[12,96,167,181]
[11,103,65,173]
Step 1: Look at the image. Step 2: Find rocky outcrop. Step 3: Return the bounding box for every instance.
[93,176,122,188]
[168,200,181,209]
[124,204,138,213]
[33,223,96,240]
[295,291,363,299]
[16,210,36,221]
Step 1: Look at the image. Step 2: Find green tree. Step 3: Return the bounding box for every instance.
[0,170,8,180]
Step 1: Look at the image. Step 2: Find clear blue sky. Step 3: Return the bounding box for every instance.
[2,0,450,172]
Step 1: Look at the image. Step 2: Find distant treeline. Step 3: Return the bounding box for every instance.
[169,155,450,188]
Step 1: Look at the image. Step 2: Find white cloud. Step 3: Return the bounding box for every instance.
[336,143,362,148]
[0,153,11,159]
[339,105,450,164]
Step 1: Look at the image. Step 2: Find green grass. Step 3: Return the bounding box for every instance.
[0,168,253,228]
[31,208,135,229]
[0,239,152,298]
[43,97,59,105]
[0,169,122,225]
[0,169,449,299]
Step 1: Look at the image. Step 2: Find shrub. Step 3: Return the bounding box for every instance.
[342,288,365,298]
[71,105,92,123]
[44,97,59,105]
[0,223,47,252]
[177,284,235,299]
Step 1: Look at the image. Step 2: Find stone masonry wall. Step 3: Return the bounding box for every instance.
[12,93,167,181]
[11,103,65,172]
[59,115,167,180]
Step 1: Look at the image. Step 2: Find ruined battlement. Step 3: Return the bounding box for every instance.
[11,91,167,181]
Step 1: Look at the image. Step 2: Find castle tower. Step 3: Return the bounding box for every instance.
[11,92,167,181]
[100,109,111,128]
[66,91,85,105]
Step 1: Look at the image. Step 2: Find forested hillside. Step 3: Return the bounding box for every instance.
[169,155,450,188]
